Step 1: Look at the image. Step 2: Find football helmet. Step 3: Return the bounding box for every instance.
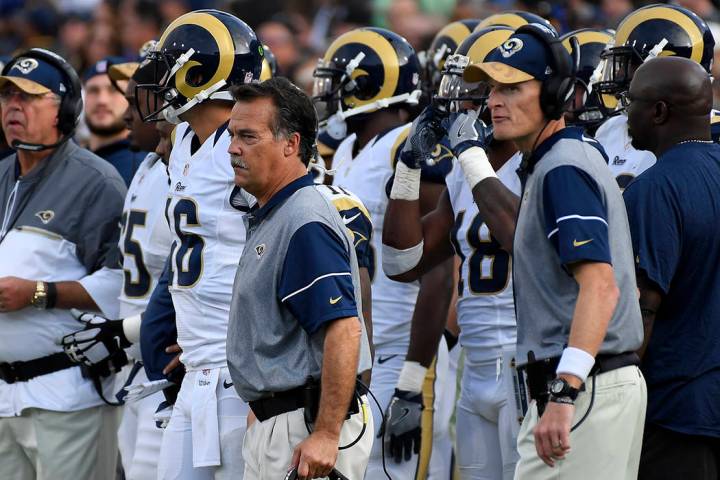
[312,27,422,140]
[476,11,555,33]
[595,4,714,103]
[135,9,263,124]
[259,44,277,81]
[561,29,615,128]
[423,20,480,99]
[435,26,514,112]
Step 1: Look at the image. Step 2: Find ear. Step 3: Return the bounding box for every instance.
[284,131,301,158]
[653,101,669,125]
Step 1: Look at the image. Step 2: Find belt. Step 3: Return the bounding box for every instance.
[0,352,77,384]
[249,380,364,423]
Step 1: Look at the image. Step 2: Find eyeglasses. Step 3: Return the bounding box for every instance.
[0,89,58,104]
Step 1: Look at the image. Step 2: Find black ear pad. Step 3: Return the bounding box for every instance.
[4,48,83,135]
[515,24,577,120]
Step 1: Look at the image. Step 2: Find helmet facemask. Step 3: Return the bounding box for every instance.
[435,54,488,114]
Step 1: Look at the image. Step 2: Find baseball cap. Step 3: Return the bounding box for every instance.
[0,55,69,96]
[464,32,554,84]
[108,40,158,83]
[82,56,130,83]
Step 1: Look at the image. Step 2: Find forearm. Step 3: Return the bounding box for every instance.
[315,317,361,436]
[406,257,455,367]
[457,147,519,252]
[563,263,619,387]
[54,281,99,311]
[637,275,662,359]
[470,178,519,251]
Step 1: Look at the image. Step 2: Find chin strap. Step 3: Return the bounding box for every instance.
[163,79,228,124]
[321,89,423,140]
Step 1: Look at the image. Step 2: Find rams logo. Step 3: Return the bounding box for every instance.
[255,244,265,258]
[13,58,39,75]
[35,210,54,224]
[314,27,421,116]
[500,39,524,58]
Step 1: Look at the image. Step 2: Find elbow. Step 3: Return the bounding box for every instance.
[599,275,620,312]
[381,241,424,282]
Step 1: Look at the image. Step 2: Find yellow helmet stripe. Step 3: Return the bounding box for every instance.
[562,31,613,53]
[438,22,474,48]
[260,58,272,81]
[324,30,399,109]
[159,12,235,100]
[616,6,702,63]
[478,13,529,30]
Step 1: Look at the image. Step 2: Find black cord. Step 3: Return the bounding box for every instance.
[570,373,596,432]
[356,379,393,480]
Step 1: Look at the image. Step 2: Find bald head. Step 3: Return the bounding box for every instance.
[633,57,712,116]
[627,56,713,155]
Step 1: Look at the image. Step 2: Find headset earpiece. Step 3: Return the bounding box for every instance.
[515,24,578,120]
[9,48,83,136]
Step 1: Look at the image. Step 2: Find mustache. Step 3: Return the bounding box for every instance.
[230,155,246,168]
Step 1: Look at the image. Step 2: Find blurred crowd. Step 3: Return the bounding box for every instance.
[4,0,720,101]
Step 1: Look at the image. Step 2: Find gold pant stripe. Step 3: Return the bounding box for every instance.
[414,355,438,479]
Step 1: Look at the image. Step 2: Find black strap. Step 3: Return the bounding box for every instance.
[249,385,307,422]
[0,352,76,384]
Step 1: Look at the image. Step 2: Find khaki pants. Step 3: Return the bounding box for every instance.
[243,396,374,479]
[0,405,121,480]
[514,366,646,480]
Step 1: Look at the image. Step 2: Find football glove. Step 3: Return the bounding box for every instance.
[60,309,131,377]
[442,109,491,157]
[400,106,447,169]
[380,388,424,463]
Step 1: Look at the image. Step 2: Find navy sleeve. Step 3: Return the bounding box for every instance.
[140,257,180,382]
[77,177,127,272]
[542,165,611,267]
[623,178,680,294]
[278,222,358,335]
[343,207,373,272]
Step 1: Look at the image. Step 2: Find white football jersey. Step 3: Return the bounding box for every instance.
[166,122,251,370]
[119,153,172,318]
[331,125,419,354]
[446,152,522,359]
[594,114,655,190]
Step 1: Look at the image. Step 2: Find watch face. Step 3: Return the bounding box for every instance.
[550,379,565,395]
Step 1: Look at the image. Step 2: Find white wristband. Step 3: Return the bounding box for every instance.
[389,162,421,201]
[396,361,427,393]
[556,347,595,383]
[457,146,497,190]
[382,241,424,276]
[122,314,142,344]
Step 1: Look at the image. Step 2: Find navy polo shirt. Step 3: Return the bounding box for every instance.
[624,141,720,438]
[526,127,612,268]
[249,174,358,335]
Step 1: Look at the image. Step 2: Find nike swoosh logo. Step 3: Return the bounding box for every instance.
[377,354,398,365]
[573,238,593,247]
[342,212,361,225]
[329,296,342,305]
[395,407,411,424]
[223,380,234,389]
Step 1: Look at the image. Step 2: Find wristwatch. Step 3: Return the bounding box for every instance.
[31,281,48,309]
[549,377,580,401]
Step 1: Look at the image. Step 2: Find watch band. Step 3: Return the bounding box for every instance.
[46,282,57,309]
[549,395,575,405]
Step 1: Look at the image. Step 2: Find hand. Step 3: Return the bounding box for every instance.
[60,310,131,374]
[290,430,339,479]
[0,276,35,312]
[162,344,183,375]
[380,389,423,463]
[442,109,491,157]
[400,106,447,169]
[533,400,573,467]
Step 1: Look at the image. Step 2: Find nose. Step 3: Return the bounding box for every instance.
[487,87,501,111]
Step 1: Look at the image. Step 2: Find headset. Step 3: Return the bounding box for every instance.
[514,24,580,120]
[1,48,83,151]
